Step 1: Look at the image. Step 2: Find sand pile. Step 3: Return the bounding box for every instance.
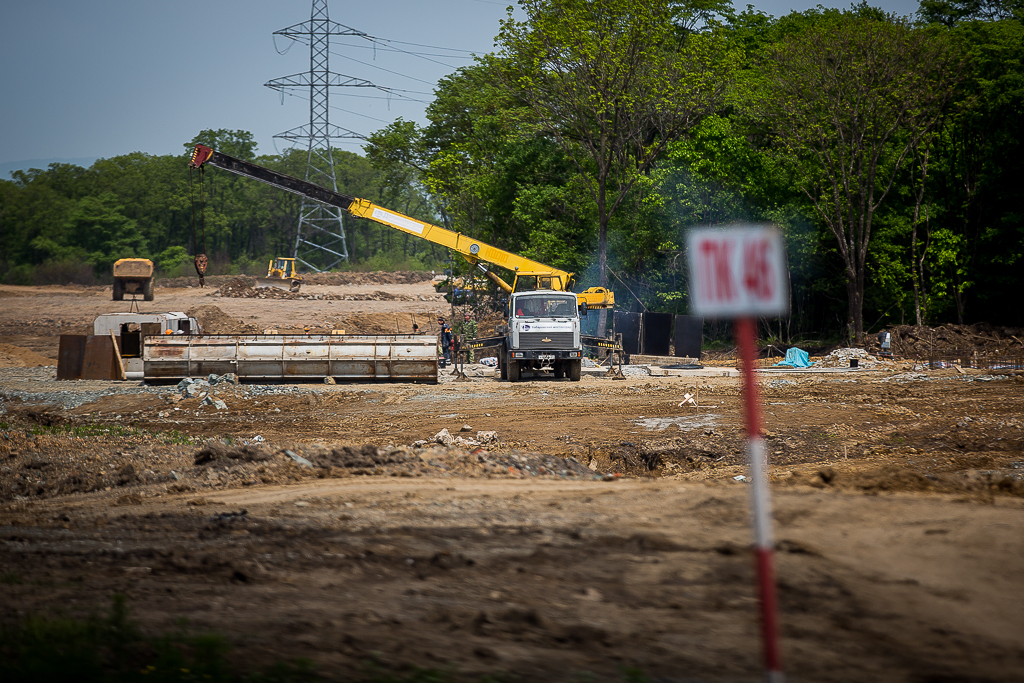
[0,344,56,368]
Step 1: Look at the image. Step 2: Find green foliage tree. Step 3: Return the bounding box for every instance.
[922,16,1024,323]
[919,0,1024,25]
[495,0,736,331]
[746,10,962,341]
[154,245,193,276]
[366,61,591,284]
[31,192,148,274]
[1,169,77,282]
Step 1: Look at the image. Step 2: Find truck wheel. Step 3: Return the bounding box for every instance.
[568,359,582,382]
[112,280,123,301]
[143,278,154,301]
[553,361,564,379]
[499,347,508,379]
[507,359,520,382]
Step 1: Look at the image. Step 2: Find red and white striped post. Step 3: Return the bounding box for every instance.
[736,316,784,681]
[688,226,788,682]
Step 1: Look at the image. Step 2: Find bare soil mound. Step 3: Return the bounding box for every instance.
[214,287,431,302]
[186,305,247,335]
[340,311,444,334]
[213,276,259,297]
[160,271,433,289]
[884,323,1024,357]
[302,270,433,285]
[210,274,441,302]
[0,343,55,368]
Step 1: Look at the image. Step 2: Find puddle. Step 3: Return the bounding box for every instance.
[633,414,721,432]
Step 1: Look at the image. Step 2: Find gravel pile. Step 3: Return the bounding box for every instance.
[621,364,651,377]
[0,368,349,418]
[816,347,884,368]
[212,280,440,302]
[0,367,172,412]
[159,271,435,289]
[302,270,434,286]
[875,372,933,383]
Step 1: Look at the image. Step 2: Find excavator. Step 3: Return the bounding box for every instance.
[187,144,614,311]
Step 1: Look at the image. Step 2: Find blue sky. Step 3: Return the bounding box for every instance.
[0,0,922,172]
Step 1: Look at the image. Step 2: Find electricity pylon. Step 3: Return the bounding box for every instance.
[266,0,374,271]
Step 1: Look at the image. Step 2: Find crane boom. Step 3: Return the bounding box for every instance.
[188,144,613,307]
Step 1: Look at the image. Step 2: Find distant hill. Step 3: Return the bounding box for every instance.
[1,157,98,179]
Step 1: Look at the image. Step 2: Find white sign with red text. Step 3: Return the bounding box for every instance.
[687,226,789,317]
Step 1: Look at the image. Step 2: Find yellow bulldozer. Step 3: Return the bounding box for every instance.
[258,257,302,292]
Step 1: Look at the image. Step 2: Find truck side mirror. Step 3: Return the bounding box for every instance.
[578,302,588,317]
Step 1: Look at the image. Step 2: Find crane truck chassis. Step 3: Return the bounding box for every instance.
[188,144,621,381]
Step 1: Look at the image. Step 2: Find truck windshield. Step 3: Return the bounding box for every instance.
[513,295,577,318]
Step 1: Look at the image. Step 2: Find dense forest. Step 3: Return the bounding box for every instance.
[2,0,1021,342]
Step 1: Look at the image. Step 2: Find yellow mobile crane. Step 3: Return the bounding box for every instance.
[189,144,619,381]
[188,145,614,310]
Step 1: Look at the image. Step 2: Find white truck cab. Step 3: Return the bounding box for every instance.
[501,291,584,381]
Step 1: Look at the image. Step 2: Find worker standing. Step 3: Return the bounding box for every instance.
[877,329,892,357]
[438,318,453,368]
[455,313,478,363]
[458,313,477,341]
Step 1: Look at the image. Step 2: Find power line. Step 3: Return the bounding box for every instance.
[278,33,482,72]
[274,88,424,125]
[330,40,481,59]
[328,48,452,87]
[281,34,484,57]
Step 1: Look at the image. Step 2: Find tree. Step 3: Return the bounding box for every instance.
[366,62,591,279]
[923,17,1024,324]
[747,11,961,341]
[495,0,735,331]
[919,0,1024,25]
[29,192,147,274]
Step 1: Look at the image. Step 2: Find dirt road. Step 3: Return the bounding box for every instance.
[1,278,1023,682]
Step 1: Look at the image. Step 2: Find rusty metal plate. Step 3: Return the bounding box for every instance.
[57,335,87,380]
[81,335,119,380]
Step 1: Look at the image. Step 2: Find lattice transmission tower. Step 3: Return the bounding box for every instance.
[266,0,374,272]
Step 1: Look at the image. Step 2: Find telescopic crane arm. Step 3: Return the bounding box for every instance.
[188,144,613,308]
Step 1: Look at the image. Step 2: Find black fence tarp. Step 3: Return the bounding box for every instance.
[614,311,641,355]
[674,315,703,358]
[641,312,673,356]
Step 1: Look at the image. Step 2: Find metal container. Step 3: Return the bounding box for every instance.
[144,334,438,383]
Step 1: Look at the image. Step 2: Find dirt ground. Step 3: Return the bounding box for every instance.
[1,277,1023,682]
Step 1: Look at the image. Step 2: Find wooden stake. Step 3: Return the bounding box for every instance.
[109,330,127,381]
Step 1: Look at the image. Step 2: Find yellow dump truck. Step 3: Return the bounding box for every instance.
[112,258,154,301]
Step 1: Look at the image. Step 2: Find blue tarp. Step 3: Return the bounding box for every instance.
[774,347,812,368]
